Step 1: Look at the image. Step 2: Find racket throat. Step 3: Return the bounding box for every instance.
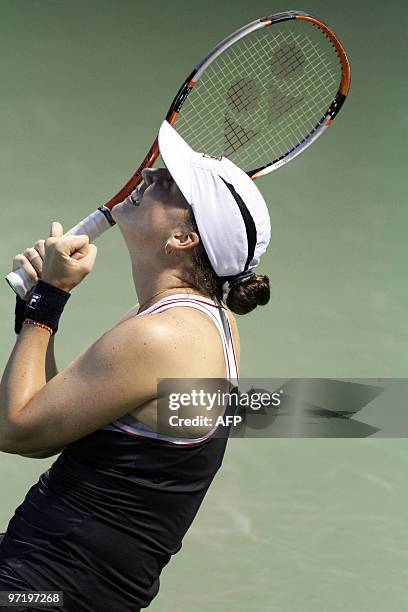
[98,205,116,226]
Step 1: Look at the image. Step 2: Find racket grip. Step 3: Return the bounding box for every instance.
[64,206,115,240]
[5,207,115,299]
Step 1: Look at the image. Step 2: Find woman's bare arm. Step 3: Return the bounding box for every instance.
[0,315,174,454]
[45,335,58,381]
[13,304,142,460]
[9,330,65,459]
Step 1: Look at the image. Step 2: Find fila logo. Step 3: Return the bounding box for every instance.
[27,292,41,309]
[203,154,223,161]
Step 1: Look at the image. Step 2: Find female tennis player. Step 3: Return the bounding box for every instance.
[0,121,271,611]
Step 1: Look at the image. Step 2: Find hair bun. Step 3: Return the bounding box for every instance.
[226,274,270,315]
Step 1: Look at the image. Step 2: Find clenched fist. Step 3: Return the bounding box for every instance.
[13,222,97,296]
[42,222,97,293]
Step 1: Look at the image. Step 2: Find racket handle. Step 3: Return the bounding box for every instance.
[5,206,115,299]
[64,205,115,239]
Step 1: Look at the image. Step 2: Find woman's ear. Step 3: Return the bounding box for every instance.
[166,231,200,253]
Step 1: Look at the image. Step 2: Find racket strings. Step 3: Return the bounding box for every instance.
[224,76,262,155]
[227,29,337,155]
[231,29,338,159]
[226,77,261,113]
[270,42,306,79]
[224,115,259,157]
[174,22,340,170]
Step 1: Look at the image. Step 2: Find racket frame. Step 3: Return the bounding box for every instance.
[6,11,350,298]
[105,10,350,203]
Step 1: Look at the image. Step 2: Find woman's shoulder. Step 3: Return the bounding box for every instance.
[114,296,240,370]
[147,301,241,368]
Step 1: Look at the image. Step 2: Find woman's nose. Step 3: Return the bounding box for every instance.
[141,168,155,183]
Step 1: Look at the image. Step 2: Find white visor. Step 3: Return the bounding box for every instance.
[158,120,271,280]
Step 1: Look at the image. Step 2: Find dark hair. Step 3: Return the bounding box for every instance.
[184,209,270,315]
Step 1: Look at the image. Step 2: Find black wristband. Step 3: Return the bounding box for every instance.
[15,295,27,334]
[24,280,71,334]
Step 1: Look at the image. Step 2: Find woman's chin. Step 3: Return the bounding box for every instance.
[111,199,137,225]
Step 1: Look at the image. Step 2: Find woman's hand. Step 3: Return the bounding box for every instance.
[12,222,97,296]
[41,222,97,293]
[12,236,47,299]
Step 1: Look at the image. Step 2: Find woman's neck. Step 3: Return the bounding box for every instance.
[131,262,212,313]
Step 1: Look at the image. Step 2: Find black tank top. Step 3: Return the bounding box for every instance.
[0,295,239,611]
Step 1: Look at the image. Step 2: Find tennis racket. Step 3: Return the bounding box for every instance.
[6,10,350,298]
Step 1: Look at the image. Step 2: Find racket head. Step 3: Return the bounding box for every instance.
[105,11,350,208]
[171,11,350,179]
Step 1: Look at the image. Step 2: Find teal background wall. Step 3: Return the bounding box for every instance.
[0,2,407,611]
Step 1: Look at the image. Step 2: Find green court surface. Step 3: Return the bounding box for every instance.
[0,1,406,610]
